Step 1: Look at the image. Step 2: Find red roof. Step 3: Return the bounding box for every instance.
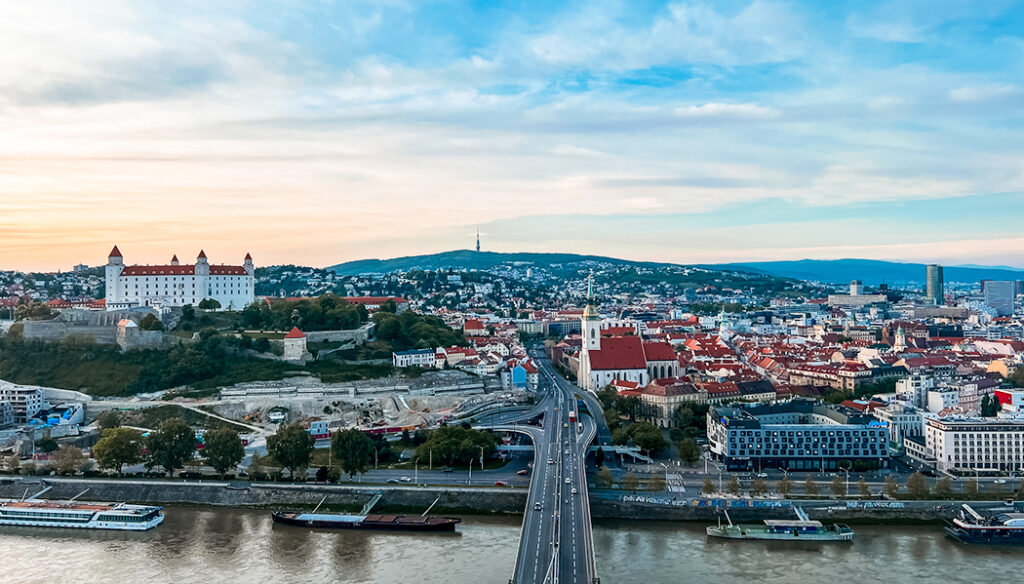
[118,265,248,276]
[245,252,252,260]
[341,296,408,305]
[587,337,647,370]
[601,326,635,337]
[197,250,207,259]
[285,327,306,339]
[642,342,676,361]
[108,245,122,258]
[171,255,178,262]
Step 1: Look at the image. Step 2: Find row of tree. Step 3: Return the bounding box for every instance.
[92,417,245,477]
[239,295,370,332]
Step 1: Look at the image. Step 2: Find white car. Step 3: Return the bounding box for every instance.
[400,476,412,482]
[547,458,554,464]
[571,487,578,495]
[565,478,571,484]
[756,473,768,478]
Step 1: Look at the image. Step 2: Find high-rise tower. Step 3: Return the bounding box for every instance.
[476,227,480,253]
[925,264,944,305]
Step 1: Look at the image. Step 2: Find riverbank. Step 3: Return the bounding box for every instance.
[2,476,1017,523]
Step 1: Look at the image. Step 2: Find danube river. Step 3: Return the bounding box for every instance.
[0,507,1018,584]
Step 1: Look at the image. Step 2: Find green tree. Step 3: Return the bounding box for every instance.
[140,314,163,331]
[830,476,845,497]
[37,437,59,454]
[906,472,929,498]
[145,418,197,477]
[96,410,121,430]
[253,337,271,353]
[267,423,315,479]
[623,472,640,491]
[628,422,667,455]
[858,478,871,497]
[965,478,979,497]
[672,407,694,429]
[380,299,397,313]
[332,428,374,479]
[53,445,88,476]
[677,438,701,465]
[181,304,196,321]
[596,466,614,489]
[611,427,630,446]
[777,476,792,497]
[804,476,819,497]
[702,476,716,496]
[727,475,741,496]
[93,427,144,474]
[934,476,953,498]
[649,474,667,492]
[197,298,222,311]
[884,475,900,497]
[203,427,245,477]
[414,426,497,466]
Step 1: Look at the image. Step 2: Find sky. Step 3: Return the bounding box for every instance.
[1,0,1023,272]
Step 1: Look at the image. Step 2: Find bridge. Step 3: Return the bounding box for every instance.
[480,351,607,584]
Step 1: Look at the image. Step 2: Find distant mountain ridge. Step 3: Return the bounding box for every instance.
[328,250,1023,285]
[715,259,1024,285]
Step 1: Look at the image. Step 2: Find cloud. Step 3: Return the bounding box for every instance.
[949,84,1018,103]
[674,102,780,119]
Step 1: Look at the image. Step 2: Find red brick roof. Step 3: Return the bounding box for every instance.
[108,245,122,258]
[587,337,647,370]
[118,265,248,276]
[285,327,306,339]
[642,342,676,361]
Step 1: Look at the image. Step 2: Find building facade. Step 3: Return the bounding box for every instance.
[0,382,46,423]
[105,246,255,311]
[925,264,944,305]
[925,417,1024,474]
[393,349,436,368]
[708,400,890,471]
[984,280,1015,317]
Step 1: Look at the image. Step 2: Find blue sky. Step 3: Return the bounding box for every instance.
[1,0,1023,270]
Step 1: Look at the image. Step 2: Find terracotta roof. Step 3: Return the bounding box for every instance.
[118,265,248,276]
[587,337,647,370]
[171,255,178,262]
[642,342,676,361]
[245,252,252,260]
[197,250,207,259]
[108,245,122,258]
[284,327,306,339]
[342,296,408,305]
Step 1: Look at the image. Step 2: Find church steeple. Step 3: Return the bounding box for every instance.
[582,270,601,352]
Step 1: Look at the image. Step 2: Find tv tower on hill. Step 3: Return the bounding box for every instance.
[476,227,481,252]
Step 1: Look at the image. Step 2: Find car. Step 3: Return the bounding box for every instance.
[547,458,554,464]
[441,467,454,473]
[494,481,507,487]
[517,469,529,476]
[564,478,571,484]
[756,472,768,478]
[400,476,412,482]
[534,502,542,510]
[563,423,569,428]
[994,479,1008,484]
[387,479,400,484]
[571,487,578,495]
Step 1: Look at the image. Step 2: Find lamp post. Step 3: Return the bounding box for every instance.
[414,457,419,485]
[659,462,669,492]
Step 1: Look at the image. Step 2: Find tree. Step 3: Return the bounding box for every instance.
[623,472,640,491]
[140,314,163,331]
[804,476,819,497]
[727,476,741,496]
[627,422,668,455]
[777,476,793,497]
[197,298,222,311]
[830,476,845,497]
[52,445,88,476]
[884,476,900,497]
[702,476,716,495]
[595,447,606,468]
[650,475,666,492]
[611,427,630,446]
[267,423,315,478]
[181,304,196,322]
[965,478,979,497]
[93,427,144,474]
[203,427,245,477]
[332,428,374,479]
[415,426,497,466]
[906,472,929,498]
[858,478,871,497]
[380,299,397,313]
[677,438,701,465]
[96,410,121,430]
[671,407,694,429]
[668,427,685,442]
[37,437,59,454]
[596,466,614,489]
[253,337,271,353]
[751,478,768,497]
[146,418,197,477]
[935,476,953,498]
[4,454,20,473]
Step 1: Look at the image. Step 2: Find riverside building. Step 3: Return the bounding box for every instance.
[707,400,890,471]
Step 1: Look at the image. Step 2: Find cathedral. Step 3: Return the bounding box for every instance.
[104,246,255,311]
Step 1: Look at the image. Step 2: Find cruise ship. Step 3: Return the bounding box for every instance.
[946,504,1024,544]
[0,488,164,531]
[706,507,855,541]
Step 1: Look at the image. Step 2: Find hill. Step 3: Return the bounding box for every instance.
[713,259,1024,285]
[328,250,675,276]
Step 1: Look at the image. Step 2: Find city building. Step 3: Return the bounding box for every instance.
[0,382,46,423]
[393,348,436,368]
[283,327,312,362]
[924,417,1024,474]
[984,280,1015,317]
[925,264,944,305]
[104,246,255,311]
[707,400,890,471]
[0,400,14,429]
[873,403,925,449]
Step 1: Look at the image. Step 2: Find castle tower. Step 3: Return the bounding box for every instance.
[170,254,180,266]
[582,271,601,352]
[244,252,254,276]
[893,325,907,352]
[105,245,124,308]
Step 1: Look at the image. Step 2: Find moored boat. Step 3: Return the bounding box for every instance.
[0,488,163,531]
[946,503,1024,544]
[272,493,461,532]
[706,507,854,542]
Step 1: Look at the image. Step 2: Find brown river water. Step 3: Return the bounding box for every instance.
[0,507,1019,584]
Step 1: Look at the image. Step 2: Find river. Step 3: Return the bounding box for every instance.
[0,507,1018,584]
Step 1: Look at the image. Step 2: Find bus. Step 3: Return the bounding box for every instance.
[568,411,576,422]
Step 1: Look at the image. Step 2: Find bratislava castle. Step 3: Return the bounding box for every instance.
[104,246,255,310]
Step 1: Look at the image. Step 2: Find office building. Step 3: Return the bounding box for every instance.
[925,264,944,305]
[984,280,1015,317]
[707,400,890,471]
[924,417,1024,474]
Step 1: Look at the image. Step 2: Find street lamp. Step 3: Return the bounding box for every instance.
[659,462,669,492]
[414,457,420,485]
